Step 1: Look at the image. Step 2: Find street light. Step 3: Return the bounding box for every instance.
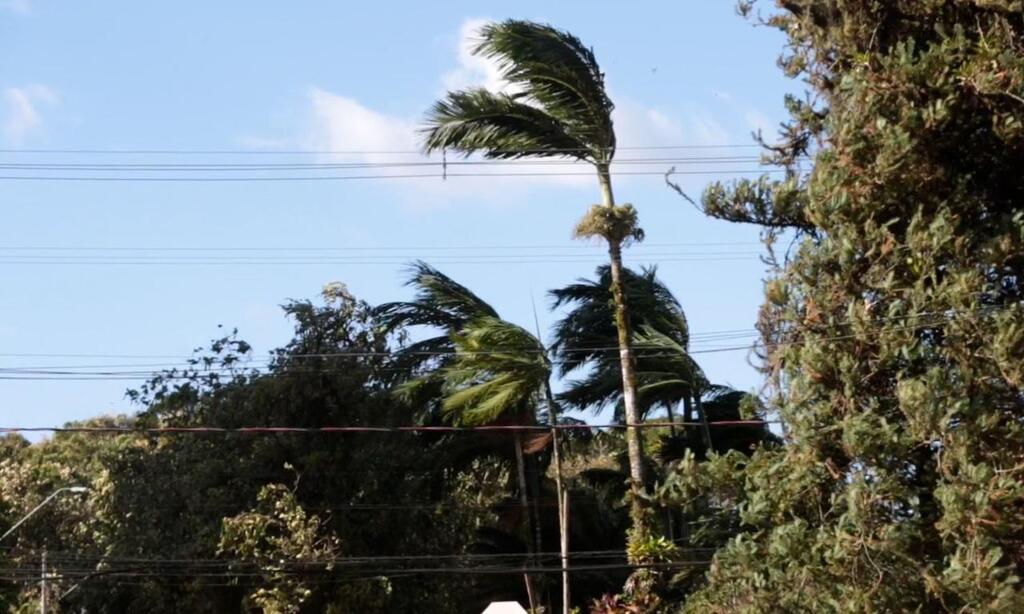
[0,486,90,543]
[0,486,90,614]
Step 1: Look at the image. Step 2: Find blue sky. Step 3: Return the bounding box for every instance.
[1,1,794,430]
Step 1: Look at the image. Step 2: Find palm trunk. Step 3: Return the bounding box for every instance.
[606,242,645,486]
[514,433,538,613]
[683,393,694,423]
[694,392,713,452]
[598,163,648,543]
[543,381,570,614]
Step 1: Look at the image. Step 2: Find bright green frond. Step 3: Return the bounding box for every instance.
[439,317,550,426]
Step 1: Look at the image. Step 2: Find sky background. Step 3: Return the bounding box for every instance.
[0,1,796,432]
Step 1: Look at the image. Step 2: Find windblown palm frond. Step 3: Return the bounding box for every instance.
[423,89,589,160]
[374,261,498,378]
[632,326,707,405]
[549,265,692,418]
[549,265,688,376]
[441,317,550,426]
[422,20,615,163]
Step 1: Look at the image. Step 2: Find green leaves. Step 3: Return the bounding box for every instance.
[673,2,1024,611]
[422,19,615,163]
[423,89,589,159]
[441,317,549,426]
[219,483,344,614]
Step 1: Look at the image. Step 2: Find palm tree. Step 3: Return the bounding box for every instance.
[377,264,570,611]
[549,265,781,456]
[550,265,701,424]
[422,19,649,529]
[374,261,499,418]
[441,316,570,613]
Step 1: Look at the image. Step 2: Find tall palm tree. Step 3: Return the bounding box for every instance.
[550,265,701,423]
[550,265,778,461]
[422,19,649,527]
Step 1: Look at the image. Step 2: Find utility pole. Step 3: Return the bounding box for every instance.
[531,296,570,614]
[0,486,88,614]
[40,550,47,614]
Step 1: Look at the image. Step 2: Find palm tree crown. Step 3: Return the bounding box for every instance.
[422,20,615,165]
[441,316,551,426]
[550,265,699,419]
[375,260,498,374]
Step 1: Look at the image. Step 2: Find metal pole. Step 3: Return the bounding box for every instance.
[0,486,90,544]
[560,486,570,614]
[530,297,570,614]
[40,550,47,614]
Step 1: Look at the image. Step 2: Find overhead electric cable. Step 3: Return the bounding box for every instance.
[0,420,779,435]
[0,168,785,182]
[0,143,765,155]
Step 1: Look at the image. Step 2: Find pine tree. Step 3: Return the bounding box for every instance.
[667,2,1024,611]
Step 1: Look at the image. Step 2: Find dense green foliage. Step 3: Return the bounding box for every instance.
[4,5,1019,611]
[662,1,1024,611]
[0,264,771,612]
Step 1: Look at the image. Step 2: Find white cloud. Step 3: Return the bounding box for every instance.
[3,84,58,144]
[614,99,730,148]
[304,87,588,205]
[255,18,743,205]
[613,102,685,147]
[687,109,730,146]
[1,0,31,15]
[308,88,417,160]
[440,18,513,95]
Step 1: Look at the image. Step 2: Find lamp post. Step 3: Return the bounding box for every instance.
[0,486,90,543]
[0,486,89,614]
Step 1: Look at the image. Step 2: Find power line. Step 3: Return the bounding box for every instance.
[0,420,778,435]
[0,168,784,182]
[5,548,706,565]
[0,240,761,251]
[0,326,761,362]
[0,144,765,155]
[0,305,1003,380]
[0,561,714,585]
[0,156,772,170]
[0,256,759,267]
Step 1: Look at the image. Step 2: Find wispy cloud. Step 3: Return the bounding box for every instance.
[613,101,730,148]
[252,18,743,205]
[440,18,514,95]
[308,88,418,159]
[3,84,58,144]
[1,0,31,15]
[304,87,589,205]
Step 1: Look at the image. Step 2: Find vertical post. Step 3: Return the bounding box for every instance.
[40,550,47,614]
[532,296,570,614]
[515,434,538,614]
[561,487,570,614]
[544,385,570,614]
[694,393,713,452]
